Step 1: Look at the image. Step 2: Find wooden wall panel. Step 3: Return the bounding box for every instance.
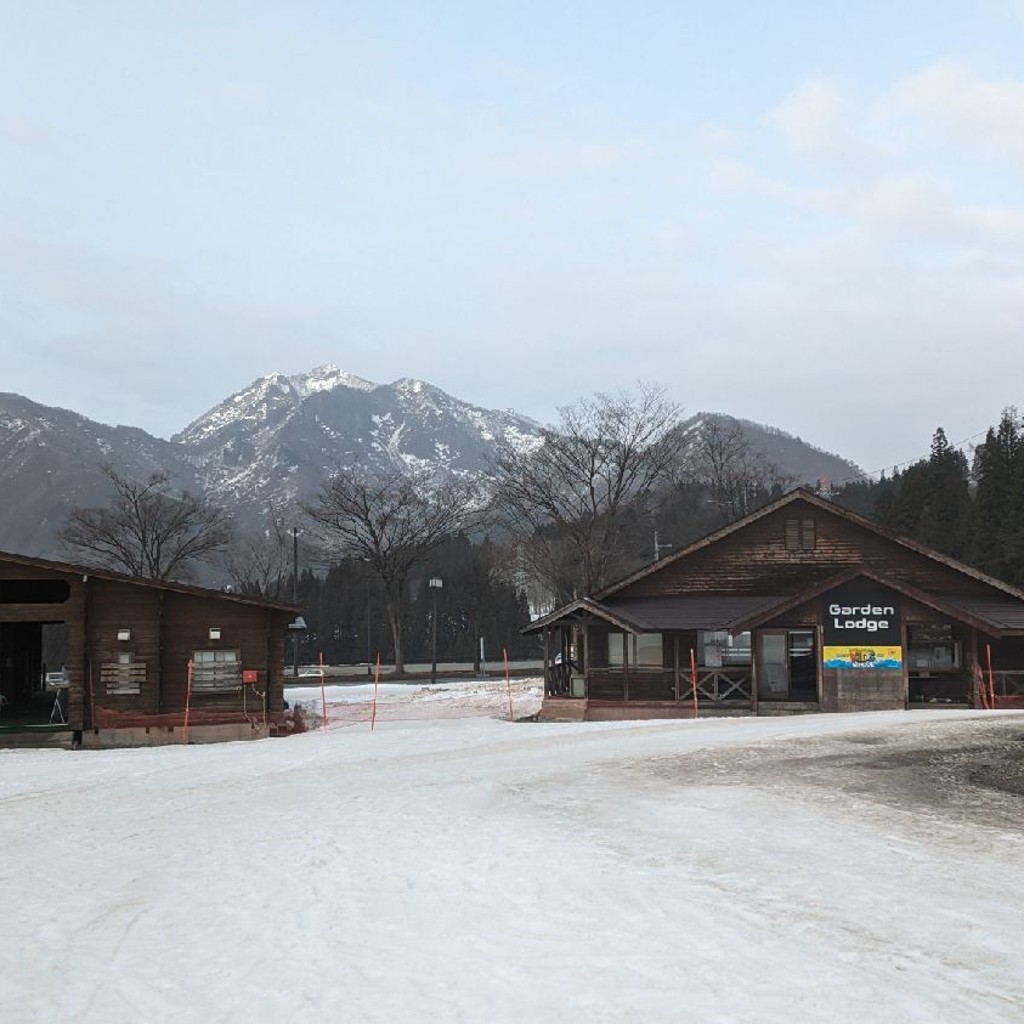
[0,555,291,729]
[617,501,995,600]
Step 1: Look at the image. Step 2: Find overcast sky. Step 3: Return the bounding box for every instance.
[3,2,1024,474]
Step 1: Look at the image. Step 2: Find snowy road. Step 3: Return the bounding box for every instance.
[2,707,1024,1023]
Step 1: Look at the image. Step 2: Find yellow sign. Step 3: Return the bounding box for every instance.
[823,646,902,670]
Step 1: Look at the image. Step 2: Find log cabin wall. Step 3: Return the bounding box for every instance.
[614,500,997,600]
[87,580,163,719]
[0,553,293,736]
[159,591,287,715]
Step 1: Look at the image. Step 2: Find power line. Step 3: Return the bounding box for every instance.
[830,427,995,488]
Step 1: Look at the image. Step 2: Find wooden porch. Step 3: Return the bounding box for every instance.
[584,666,755,706]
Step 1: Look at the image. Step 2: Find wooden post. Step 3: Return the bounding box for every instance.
[156,590,165,715]
[815,624,824,709]
[580,616,590,699]
[673,633,680,702]
[543,627,552,696]
[689,647,699,718]
[968,628,979,707]
[987,643,996,709]
[901,620,910,710]
[319,651,328,732]
[618,630,626,704]
[750,631,759,715]
[182,659,194,744]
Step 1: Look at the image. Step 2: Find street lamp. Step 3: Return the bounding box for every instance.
[428,577,443,685]
[288,616,307,678]
[291,526,301,677]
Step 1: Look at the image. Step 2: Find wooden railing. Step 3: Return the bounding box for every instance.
[992,671,1024,697]
[694,669,753,703]
[581,667,753,704]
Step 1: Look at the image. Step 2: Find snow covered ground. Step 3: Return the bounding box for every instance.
[2,696,1024,1023]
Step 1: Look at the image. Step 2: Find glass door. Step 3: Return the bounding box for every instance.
[757,631,789,699]
[788,631,817,700]
[756,630,818,701]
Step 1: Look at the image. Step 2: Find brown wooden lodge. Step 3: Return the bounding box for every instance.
[530,489,1024,721]
[0,551,298,747]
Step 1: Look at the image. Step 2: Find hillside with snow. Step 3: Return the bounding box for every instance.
[0,368,862,558]
[172,365,543,532]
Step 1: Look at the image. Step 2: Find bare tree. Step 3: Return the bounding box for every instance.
[58,465,234,581]
[225,520,294,600]
[306,469,480,673]
[687,417,793,521]
[490,384,686,602]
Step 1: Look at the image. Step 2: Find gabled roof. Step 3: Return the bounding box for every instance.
[729,566,1022,637]
[523,598,645,635]
[0,549,299,613]
[524,594,785,636]
[604,594,783,632]
[595,487,1024,604]
[526,488,1024,636]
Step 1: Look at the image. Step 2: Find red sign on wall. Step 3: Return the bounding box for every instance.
[242,670,259,685]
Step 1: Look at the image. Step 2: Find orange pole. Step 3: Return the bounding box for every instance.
[689,647,699,719]
[183,659,194,744]
[370,652,381,731]
[88,660,96,732]
[986,644,996,709]
[319,652,328,732]
[503,647,514,722]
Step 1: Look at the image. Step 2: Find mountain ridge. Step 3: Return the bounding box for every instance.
[0,370,863,560]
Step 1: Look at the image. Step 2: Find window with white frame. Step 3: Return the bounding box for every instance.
[698,630,752,667]
[192,649,241,692]
[607,632,663,667]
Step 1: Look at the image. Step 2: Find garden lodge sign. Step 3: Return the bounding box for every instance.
[822,581,903,670]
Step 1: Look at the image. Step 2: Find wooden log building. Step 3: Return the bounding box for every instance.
[0,551,298,747]
[529,489,1024,721]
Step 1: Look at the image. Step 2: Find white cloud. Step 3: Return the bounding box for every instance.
[882,59,1024,171]
[768,78,870,169]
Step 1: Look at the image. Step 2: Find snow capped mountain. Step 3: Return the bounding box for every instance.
[172,366,545,532]
[0,369,861,560]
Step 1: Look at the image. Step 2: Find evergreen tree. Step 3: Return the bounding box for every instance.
[870,428,971,559]
[973,409,1024,585]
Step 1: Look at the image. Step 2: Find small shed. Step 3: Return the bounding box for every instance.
[0,551,299,746]
[528,489,1024,720]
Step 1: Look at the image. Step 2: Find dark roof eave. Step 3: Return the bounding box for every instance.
[521,598,645,636]
[0,548,300,614]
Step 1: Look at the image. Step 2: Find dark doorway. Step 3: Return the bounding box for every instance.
[0,621,70,728]
[788,631,817,700]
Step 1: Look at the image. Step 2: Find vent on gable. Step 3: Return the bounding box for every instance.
[785,518,816,552]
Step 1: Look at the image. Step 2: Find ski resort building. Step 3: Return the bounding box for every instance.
[530,489,1024,721]
[0,551,298,747]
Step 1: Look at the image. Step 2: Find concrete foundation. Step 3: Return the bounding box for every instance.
[81,722,267,748]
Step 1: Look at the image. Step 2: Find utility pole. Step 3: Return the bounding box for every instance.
[366,577,372,680]
[653,528,671,562]
[292,526,300,677]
